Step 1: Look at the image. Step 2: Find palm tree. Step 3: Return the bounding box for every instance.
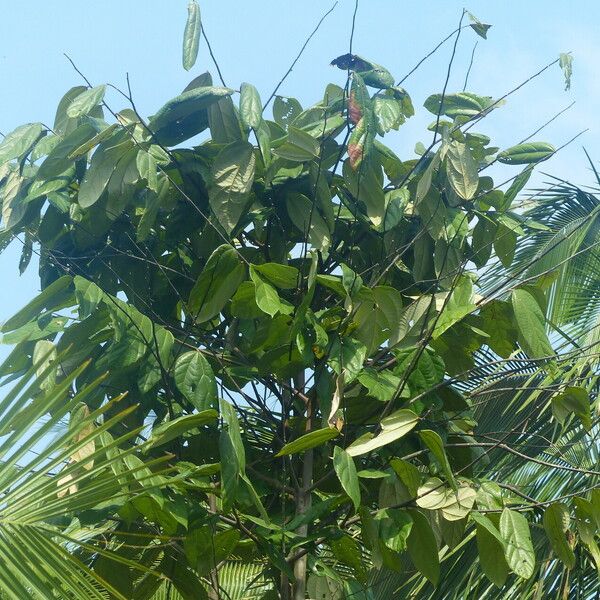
[0,350,172,599]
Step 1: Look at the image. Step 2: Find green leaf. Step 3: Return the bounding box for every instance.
[379,508,413,553]
[497,142,555,165]
[221,399,246,471]
[184,527,239,575]
[559,53,573,91]
[467,11,492,39]
[358,368,401,402]
[551,386,592,431]
[240,82,262,129]
[330,54,394,89]
[149,86,233,146]
[432,275,476,339]
[328,337,368,382]
[474,515,508,588]
[1,275,72,332]
[252,263,299,289]
[494,222,517,267]
[209,141,256,233]
[407,509,440,586]
[390,459,421,496]
[67,123,119,159]
[174,351,218,411]
[250,266,284,317]
[543,503,575,568]
[273,96,302,129]
[0,170,26,230]
[446,141,478,200]
[333,446,361,510]
[67,85,106,118]
[415,478,476,520]
[346,409,419,457]
[419,430,457,489]
[188,244,245,323]
[276,427,339,457]
[499,508,535,579]
[0,123,43,164]
[33,340,57,390]
[504,165,533,206]
[424,92,495,118]
[373,95,405,135]
[182,0,201,71]
[79,138,132,208]
[219,431,240,511]
[286,192,331,251]
[511,288,554,359]
[147,410,218,449]
[208,96,244,143]
[273,126,320,162]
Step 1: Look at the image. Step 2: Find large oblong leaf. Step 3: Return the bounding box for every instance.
[511,288,554,359]
[188,244,246,323]
[240,82,262,129]
[0,122,43,164]
[147,410,218,449]
[446,141,478,200]
[497,142,555,165]
[66,85,106,118]
[174,351,218,411]
[407,509,440,586]
[148,86,234,145]
[499,508,536,579]
[333,446,361,510]
[182,0,202,71]
[543,503,576,568]
[209,140,256,233]
[276,427,339,457]
[346,409,419,457]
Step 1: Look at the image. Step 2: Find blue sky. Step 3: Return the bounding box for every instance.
[1,0,599,360]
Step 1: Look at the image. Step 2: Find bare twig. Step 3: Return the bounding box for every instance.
[262,2,338,111]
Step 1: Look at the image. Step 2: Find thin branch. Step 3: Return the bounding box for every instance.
[201,27,227,87]
[262,2,338,111]
[462,41,478,91]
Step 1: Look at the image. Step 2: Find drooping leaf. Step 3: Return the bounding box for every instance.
[286,192,331,251]
[511,288,554,359]
[333,446,361,510]
[419,430,457,489]
[559,53,573,91]
[446,141,478,200]
[543,503,575,568]
[499,508,536,579]
[182,0,202,71]
[188,244,246,323]
[209,140,256,233]
[407,509,440,586]
[551,386,592,431]
[474,514,509,588]
[240,82,262,129]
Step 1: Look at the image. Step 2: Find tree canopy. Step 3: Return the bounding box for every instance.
[0,3,598,599]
